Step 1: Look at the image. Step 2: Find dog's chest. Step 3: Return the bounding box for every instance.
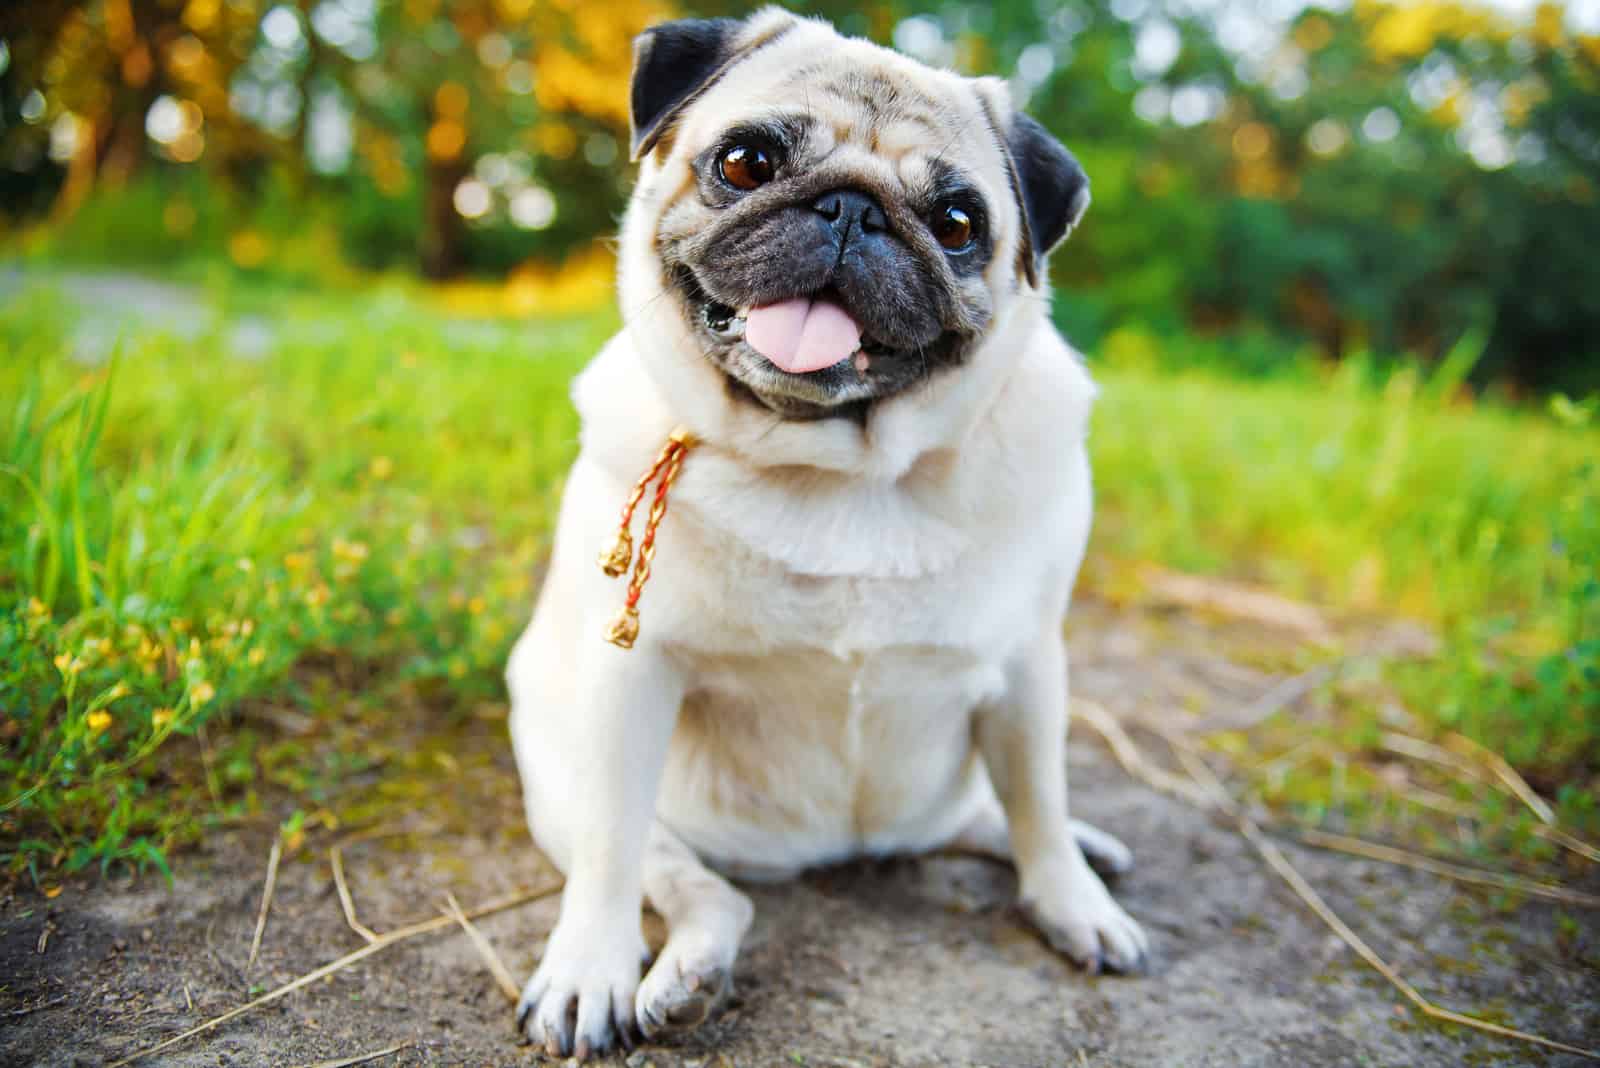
[656,550,1015,863]
[663,636,1000,864]
[635,438,1079,864]
[655,488,1040,659]
[670,559,1012,761]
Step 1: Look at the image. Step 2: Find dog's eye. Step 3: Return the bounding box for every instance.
[932,204,974,250]
[719,144,775,190]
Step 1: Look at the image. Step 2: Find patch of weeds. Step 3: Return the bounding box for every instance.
[0,280,605,877]
[1094,356,1600,850]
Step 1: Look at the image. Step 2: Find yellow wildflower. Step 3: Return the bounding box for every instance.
[191,681,216,706]
[333,538,370,563]
[228,229,269,268]
[1532,1,1563,49]
[87,709,112,734]
[152,708,175,730]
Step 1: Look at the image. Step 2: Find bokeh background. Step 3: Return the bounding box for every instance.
[6,0,1599,387]
[0,2,1596,882]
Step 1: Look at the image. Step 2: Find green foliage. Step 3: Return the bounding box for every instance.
[9,1,1600,387]
[28,170,279,276]
[1393,458,1599,771]
[1091,330,1600,775]
[0,279,603,876]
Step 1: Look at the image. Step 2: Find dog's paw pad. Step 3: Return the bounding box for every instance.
[1018,887,1150,976]
[636,960,731,1038]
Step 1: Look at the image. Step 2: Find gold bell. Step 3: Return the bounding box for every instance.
[598,529,633,578]
[604,606,640,649]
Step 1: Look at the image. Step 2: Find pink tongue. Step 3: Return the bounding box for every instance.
[744,298,863,374]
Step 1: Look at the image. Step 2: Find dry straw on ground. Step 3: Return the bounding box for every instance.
[443,889,522,1004]
[106,880,563,1067]
[245,838,282,973]
[290,1040,413,1068]
[108,695,1597,1064]
[330,845,381,944]
[1073,698,1600,1063]
[1290,826,1600,908]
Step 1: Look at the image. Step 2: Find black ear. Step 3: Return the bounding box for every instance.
[629,18,741,161]
[1006,113,1090,279]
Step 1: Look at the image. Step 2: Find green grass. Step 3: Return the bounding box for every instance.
[0,276,603,877]
[1091,341,1597,770]
[1,273,1595,878]
[1089,328,1598,843]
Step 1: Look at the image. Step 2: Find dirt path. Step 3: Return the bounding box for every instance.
[3,600,1596,1067]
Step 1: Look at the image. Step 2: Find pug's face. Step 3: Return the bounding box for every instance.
[622,10,1089,422]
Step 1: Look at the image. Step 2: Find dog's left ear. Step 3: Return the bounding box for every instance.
[1006,112,1090,273]
[629,18,741,161]
[976,80,1091,287]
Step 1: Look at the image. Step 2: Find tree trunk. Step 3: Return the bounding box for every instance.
[99,110,147,188]
[50,114,101,224]
[421,156,467,279]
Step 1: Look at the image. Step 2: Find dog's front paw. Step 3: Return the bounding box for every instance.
[517,918,647,1059]
[1019,854,1149,975]
[636,933,735,1040]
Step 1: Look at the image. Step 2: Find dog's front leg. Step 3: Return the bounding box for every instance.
[517,642,685,1059]
[977,629,1149,974]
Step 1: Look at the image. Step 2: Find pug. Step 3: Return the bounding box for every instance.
[506,8,1147,1058]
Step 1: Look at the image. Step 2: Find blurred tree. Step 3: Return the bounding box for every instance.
[289,0,666,276]
[1185,1,1600,391]
[3,0,1598,389]
[0,6,78,221]
[0,0,264,223]
[4,0,665,276]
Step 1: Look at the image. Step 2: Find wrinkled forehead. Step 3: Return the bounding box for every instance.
[677,38,1011,208]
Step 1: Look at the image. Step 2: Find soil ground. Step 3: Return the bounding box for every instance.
[3,600,1597,1068]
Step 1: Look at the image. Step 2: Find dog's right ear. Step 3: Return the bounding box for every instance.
[629,18,741,161]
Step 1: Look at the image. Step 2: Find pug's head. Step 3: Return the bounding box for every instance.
[617,8,1088,425]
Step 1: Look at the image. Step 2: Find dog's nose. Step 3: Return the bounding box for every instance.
[812,189,888,235]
